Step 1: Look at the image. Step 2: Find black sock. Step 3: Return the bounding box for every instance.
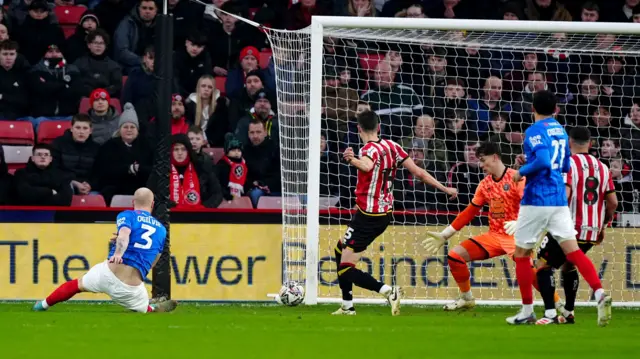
[536,267,556,313]
[335,244,352,303]
[338,264,383,293]
[561,269,579,312]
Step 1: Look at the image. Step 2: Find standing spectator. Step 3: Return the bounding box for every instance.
[65,10,100,63]
[147,94,190,146]
[621,99,640,181]
[168,0,204,51]
[94,105,153,204]
[578,1,600,22]
[227,70,265,131]
[467,76,512,135]
[120,45,155,109]
[523,0,572,21]
[186,74,230,147]
[0,146,13,205]
[14,0,65,65]
[322,65,359,148]
[285,0,330,30]
[9,0,57,26]
[0,40,29,119]
[216,132,247,201]
[235,89,279,147]
[74,29,123,98]
[166,134,222,208]
[243,119,281,208]
[94,0,131,38]
[87,88,120,145]
[14,144,73,206]
[226,46,267,99]
[446,138,483,209]
[27,45,83,128]
[113,0,158,74]
[51,114,100,195]
[174,31,212,96]
[401,114,449,178]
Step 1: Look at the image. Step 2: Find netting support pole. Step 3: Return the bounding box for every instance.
[304,18,324,305]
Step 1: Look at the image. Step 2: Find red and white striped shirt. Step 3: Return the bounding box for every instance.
[565,153,615,242]
[355,139,408,214]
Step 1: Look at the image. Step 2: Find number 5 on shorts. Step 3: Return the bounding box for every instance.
[342,227,354,246]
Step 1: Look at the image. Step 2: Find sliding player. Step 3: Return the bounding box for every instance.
[506,90,611,326]
[33,188,177,313]
[529,127,617,324]
[423,141,562,311]
[333,110,457,316]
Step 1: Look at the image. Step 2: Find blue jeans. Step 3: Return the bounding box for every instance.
[18,116,72,132]
[249,188,281,208]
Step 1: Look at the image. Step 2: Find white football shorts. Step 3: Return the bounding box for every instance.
[514,206,577,249]
[81,261,149,313]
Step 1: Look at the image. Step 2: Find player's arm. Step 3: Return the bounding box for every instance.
[402,157,457,198]
[151,253,161,269]
[343,146,375,172]
[518,132,552,179]
[603,192,618,228]
[109,227,131,263]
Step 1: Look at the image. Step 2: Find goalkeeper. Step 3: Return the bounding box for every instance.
[423,141,561,311]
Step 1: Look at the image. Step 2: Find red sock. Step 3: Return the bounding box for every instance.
[566,250,602,291]
[147,305,153,313]
[515,257,534,305]
[45,279,80,307]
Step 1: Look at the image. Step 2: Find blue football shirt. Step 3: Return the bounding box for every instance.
[109,210,167,278]
[520,117,570,207]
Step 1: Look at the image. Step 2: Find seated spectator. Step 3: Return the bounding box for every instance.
[167,134,222,208]
[442,108,469,163]
[501,1,525,20]
[607,156,635,213]
[0,24,9,42]
[0,146,13,204]
[235,89,279,147]
[524,0,572,21]
[319,132,340,197]
[168,0,204,50]
[147,94,189,146]
[227,70,265,131]
[322,65,358,148]
[487,112,522,167]
[26,44,82,128]
[94,0,131,38]
[565,76,601,127]
[51,114,100,195]
[216,132,247,201]
[14,144,73,206]
[121,45,154,109]
[341,0,377,16]
[175,31,212,96]
[601,54,635,113]
[621,99,640,181]
[0,40,29,120]
[588,104,619,142]
[66,10,100,63]
[87,88,120,145]
[467,76,511,135]
[447,138,482,209]
[186,74,230,147]
[450,45,494,100]
[187,125,213,173]
[285,0,330,30]
[226,46,263,99]
[114,0,158,74]
[401,114,449,178]
[600,138,622,162]
[503,51,547,101]
[93,105,152,204]
[14,0,65,66]
[511,70,550,128]
[9,0,57,26]
[579,1,600,22]
[243,119,281,208]
[74,29,123,98]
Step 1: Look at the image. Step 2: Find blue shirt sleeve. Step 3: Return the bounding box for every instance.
[562,140,571,173]
[519,148,552,176]
[116,211,133,232]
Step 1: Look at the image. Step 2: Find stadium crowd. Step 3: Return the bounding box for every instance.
[0,0,638,213]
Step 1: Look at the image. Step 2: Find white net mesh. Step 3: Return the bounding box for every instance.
[264,24,640,305]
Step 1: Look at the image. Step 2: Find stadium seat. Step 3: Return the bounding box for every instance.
[259,51,271,69]
[202,147,225,164]
[318,196,340,209]
[55,6,85,39]
[215,76,226,96]
[2,145,32,173]
[248,7,259,19]
[358,53,385,73]
[0,121,34,145]
[37,121,71,144]
[217,197,253,209]
[110,194,134,207]
[257,196,301,209]
[71,194,107,207]
[79,97,122,114]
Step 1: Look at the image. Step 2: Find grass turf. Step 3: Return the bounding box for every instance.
[1,303,639,359]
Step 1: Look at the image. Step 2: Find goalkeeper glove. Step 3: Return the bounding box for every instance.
[504,221,518,236]
[422,225,457,254]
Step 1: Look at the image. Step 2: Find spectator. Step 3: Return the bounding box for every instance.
[26,44,83,128]
[565,76,601,127]
[341,0,377,16]
[588,105,619,143]
[235,89,279,147]
[0,7,13,34]
[216,132,247,201]
[511,71,550,128]
[94,104,152,204]
[87,88,120,145]
[0,146,13,204]
[401,114,449,178]
[343,101,372,150]
[503,51,547,101]
[579,1,600,22]
[185,74,230,147]
[14,0,65,65]
[187,125,214,174]
[322,37,365,91]
[404,2,427,18]
[442,108,469,163]
[243,119,281,208]
[487,112,521,167]
[14,144,73,206]
[203,0,227,23]
[524,0,572,21]
[467,76,512,134]
[121,45,154,109]
[437,78,467,114]
[168,0,204,50]
[0,24,8,42]
[65,10,100,63]
[226,46,269,99]
[447,139,483,209]
[94,0,130,38]
[322,65,358,148]
[427,0,474,19]
[227,71,265,131]
[167,134,222,208]
[113,0,158,74]
[606,156,635,213]
[319,132,340,197]
[147,94,190,146]
[633,4,640,22]
[74,29,123,98]
[175,31,212,96]
[501,1,525,20]
[601,54,635,113]
[393,147,444,210]
[600,138,623,162]
[51,114,100,195]
[0,40,29,119]
[285,0,330,30]
[450,45,492,100]
[621,99,640,180]
[402,46,449,107]
[380,0,418,17]
[9,0,57,26]
[604,0,639,22]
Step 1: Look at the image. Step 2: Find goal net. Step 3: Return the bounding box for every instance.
[262,18,640,306]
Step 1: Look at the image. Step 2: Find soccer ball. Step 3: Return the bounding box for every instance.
[276,281,305,306]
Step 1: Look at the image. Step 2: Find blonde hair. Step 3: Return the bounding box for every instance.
[194,74,217,127]
[348,0,376,17]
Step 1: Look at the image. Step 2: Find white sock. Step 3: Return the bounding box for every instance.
[41,300,49,309]
[461,291,473,301]
[342,300,353,309]
[545,309,557,318]
[379,284,392,296]
[594,288,605,302]
[521,304,534,316]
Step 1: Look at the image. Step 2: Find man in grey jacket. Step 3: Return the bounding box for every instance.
[113,0,157,74]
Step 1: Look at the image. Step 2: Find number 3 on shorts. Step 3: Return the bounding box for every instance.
[342,227,354,245]
[134,224,155,249]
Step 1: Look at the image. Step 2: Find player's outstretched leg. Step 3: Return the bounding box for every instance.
[507,251,536,325]
[149,299,178,313]
[33,279,82,311]
[560,266,579,324]
[443,242,482,311]
[333,242,356,316]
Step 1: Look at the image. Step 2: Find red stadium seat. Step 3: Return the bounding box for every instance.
[259,51,271,69]
[257,196,301,209]
[215,76,226,96]
[202,147,225,164]
[110,194,134,207]
[38,120,71,144]
[358,53,385,73]
[248,7,259,19]
[218,197,253,209]
[109,98,122,113]
[0,121,34,145]
[55,6,85,26]
[72,194,107,207]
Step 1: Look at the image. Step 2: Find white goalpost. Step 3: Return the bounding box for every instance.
[258,16,640,307]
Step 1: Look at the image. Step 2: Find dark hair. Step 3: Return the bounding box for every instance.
[186,31,207,47]
[0,40,19,51]
[582,1,599,12]
[490,111,507,121]
[569,126,591,145]
[86,29,110,46]
[143,45,155,57]
[526,70,545,80]
[357,100,370,107]
[32,143,52,154]
[475,141,502,158]
[532,90,557,116]
[139,0,157,7]
[248,117,265,129]
[356,110,379,132]
[72,113,92,126]
[446,77,466,87]
[187,125,203,135]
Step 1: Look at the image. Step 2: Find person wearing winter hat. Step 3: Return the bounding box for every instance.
[216,132,248,201]
[13,0,65,65]
[66,10,100,63]
[225,46,263,99]
[235,89,280,147]
[88,88,120,145]
[501,1,525,20]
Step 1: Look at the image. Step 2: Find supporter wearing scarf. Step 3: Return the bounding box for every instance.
[222,133,247,198]
[170,137,203,208]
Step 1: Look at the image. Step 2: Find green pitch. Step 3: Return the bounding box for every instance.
[2,303,639,358]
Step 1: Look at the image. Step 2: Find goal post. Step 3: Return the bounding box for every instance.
[262,16,640,307]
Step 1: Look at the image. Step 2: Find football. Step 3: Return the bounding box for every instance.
[276,281,305,306]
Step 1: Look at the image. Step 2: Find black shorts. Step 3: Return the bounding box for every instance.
[536,233,594,269]
[341,210,391,253]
